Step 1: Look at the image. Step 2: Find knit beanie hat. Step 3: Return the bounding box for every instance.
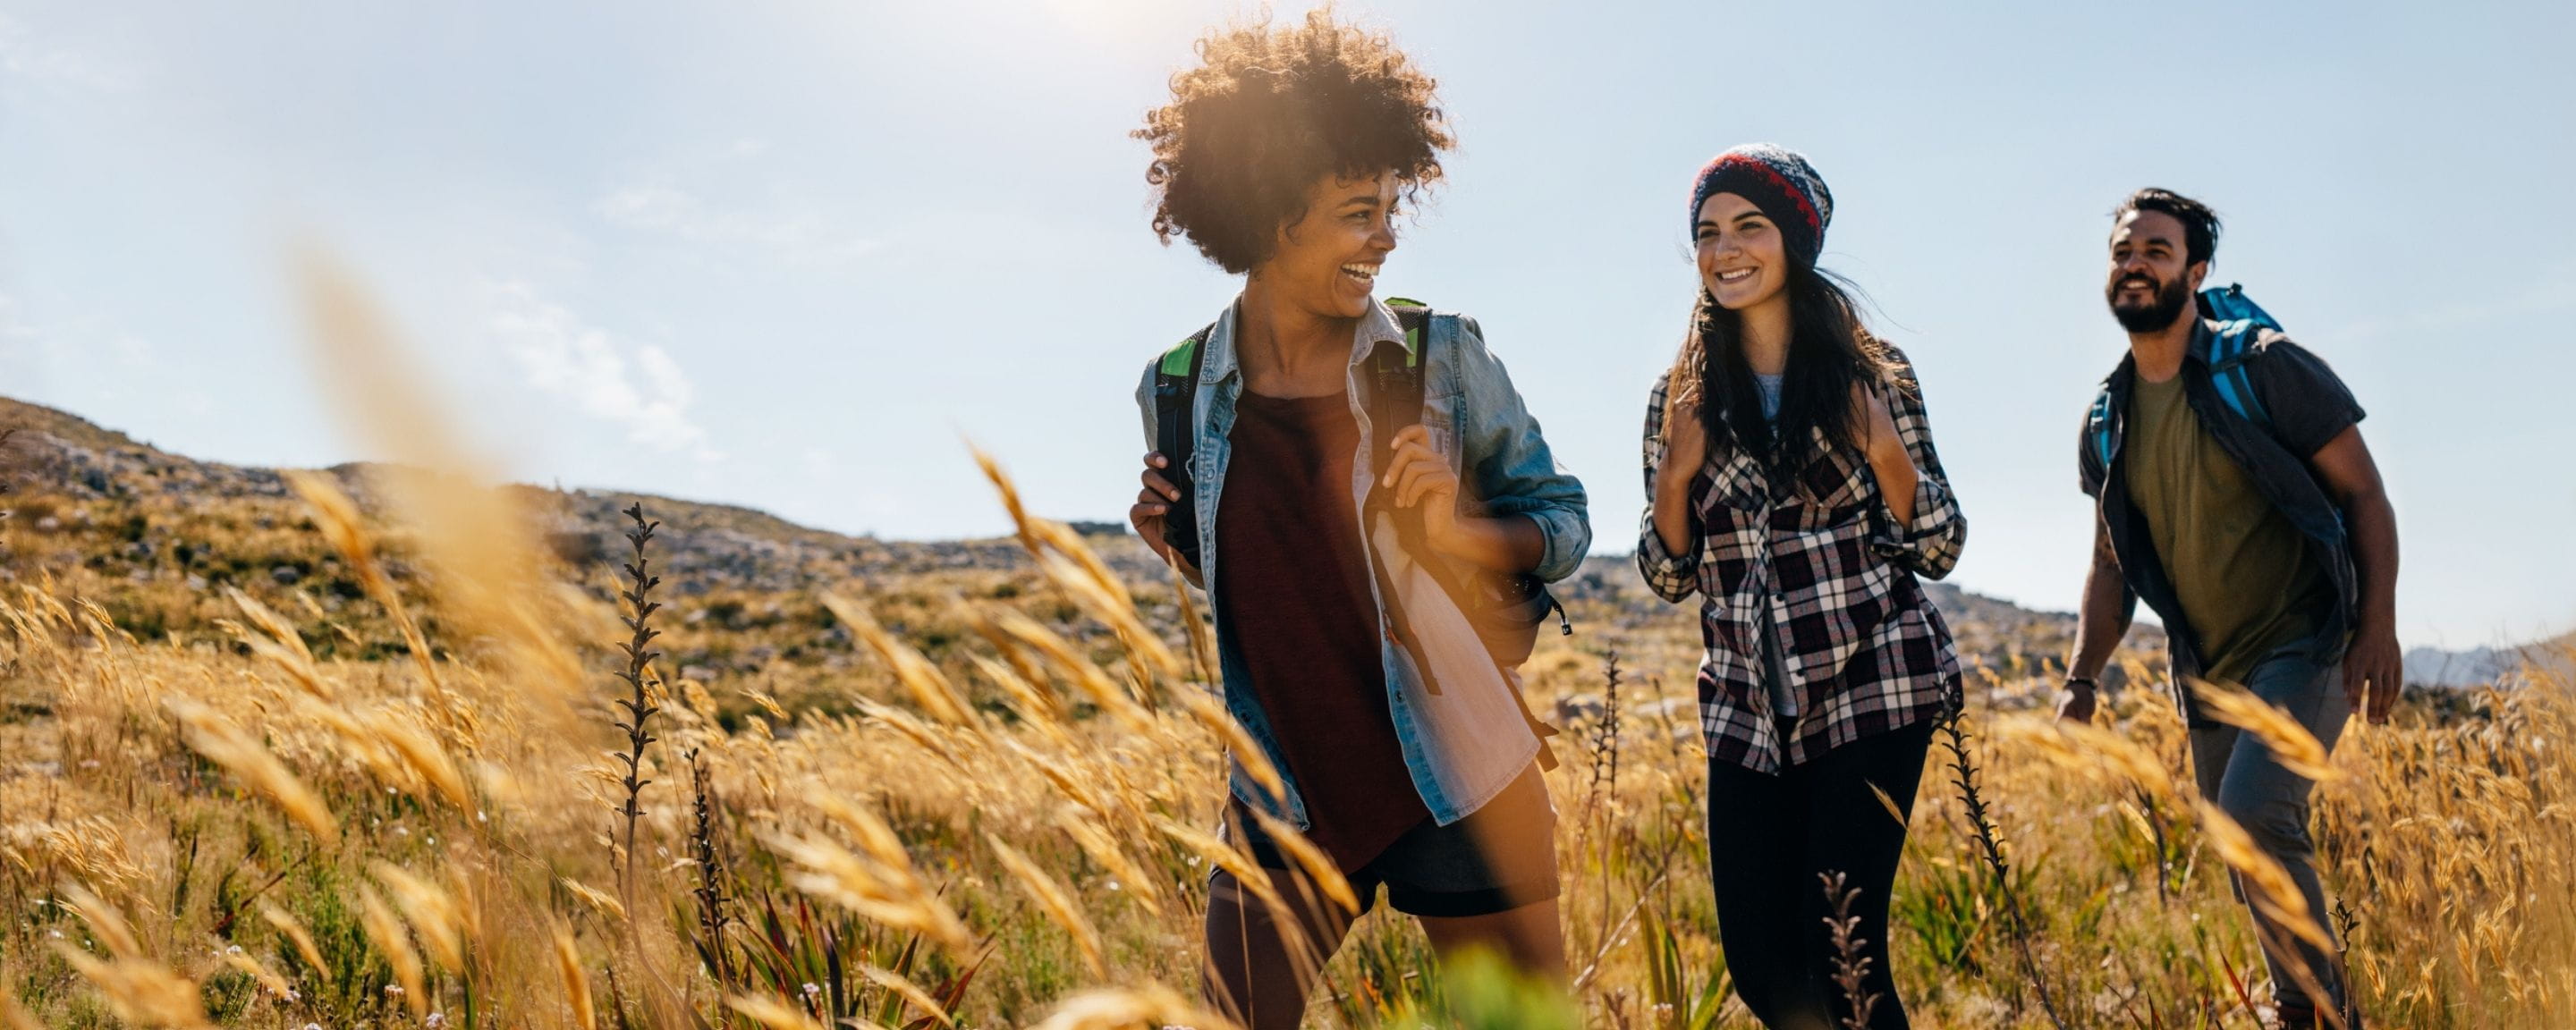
[1688,144,1834,267]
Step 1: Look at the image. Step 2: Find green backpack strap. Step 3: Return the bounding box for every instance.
[1383,296,1428,367]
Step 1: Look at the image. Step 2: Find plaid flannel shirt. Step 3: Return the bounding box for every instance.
[1637,344,1966,773]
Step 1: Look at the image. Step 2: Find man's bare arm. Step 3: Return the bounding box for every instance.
[2310,425,2401,722]
[2057,516,2133,722]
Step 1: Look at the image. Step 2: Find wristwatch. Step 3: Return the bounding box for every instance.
[2061,676,2099,692]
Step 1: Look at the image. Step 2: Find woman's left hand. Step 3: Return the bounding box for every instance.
[1853,383,1907,468]
[1852,383,1920,524]
[1384,424,1462,547]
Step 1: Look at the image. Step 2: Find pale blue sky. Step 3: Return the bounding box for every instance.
[3,1,2571,646]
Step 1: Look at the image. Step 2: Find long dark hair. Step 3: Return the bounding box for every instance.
[1675,264,1901,479]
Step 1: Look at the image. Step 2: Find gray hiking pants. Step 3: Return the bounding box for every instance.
[2187,649,2352,1013]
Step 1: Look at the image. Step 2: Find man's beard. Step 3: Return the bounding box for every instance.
[2108,272,2191,333]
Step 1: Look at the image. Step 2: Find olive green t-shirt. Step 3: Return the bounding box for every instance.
[2123,373,2334,688]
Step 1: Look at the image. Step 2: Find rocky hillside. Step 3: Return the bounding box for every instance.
[0,395,1149,596]
[52,393,2521,712]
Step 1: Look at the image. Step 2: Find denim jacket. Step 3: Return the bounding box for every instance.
[1134,297,1590,829]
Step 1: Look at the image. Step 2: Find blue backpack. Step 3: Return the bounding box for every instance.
[2085,283,2279,469]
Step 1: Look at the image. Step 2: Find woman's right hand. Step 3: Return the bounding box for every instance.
[1649,364,1709,561]
[1655,366,1710,502]
[1129,452,1194,570]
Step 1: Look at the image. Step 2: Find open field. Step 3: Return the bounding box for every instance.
[0,378,2569,1030]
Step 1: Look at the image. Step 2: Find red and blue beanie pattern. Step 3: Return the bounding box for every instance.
[1689,144,1834,268]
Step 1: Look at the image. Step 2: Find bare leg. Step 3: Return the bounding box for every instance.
[1414,763,1565,985]
[1203,869,1358,1030]
[1416,897,1568,984]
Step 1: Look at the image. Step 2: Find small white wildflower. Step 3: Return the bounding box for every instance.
[426,1011,445,1028]
[305,1024,323,1030]
[801,983,821,997]
[47,929,61,939]
[385,984,405,996]
[226,944,244,955]
[394,826,411,837]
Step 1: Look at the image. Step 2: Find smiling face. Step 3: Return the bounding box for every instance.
[2106,208,2205,333]
[1695,192,1789,312]
[1252,170,1399,320]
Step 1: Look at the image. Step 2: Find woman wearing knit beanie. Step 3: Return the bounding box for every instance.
[1636,144,1969,1029]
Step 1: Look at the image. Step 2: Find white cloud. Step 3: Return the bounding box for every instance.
[0,293,46,387]
[0,293,37,351]
[487,280,724,462]
[109,333,154,369]
[801,445,835,481]
[589,139,880,271]
[592,180,878,266]
[0,12,140,93]
[0,291,139,369]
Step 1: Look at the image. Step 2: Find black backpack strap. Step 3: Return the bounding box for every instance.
[1359,303,1439,690]
[1370,302,1432,467]
[1154,324,1214,568]
[1366,301,1572,656]
[1381,305,1564,767]
[1387,304,1569,640]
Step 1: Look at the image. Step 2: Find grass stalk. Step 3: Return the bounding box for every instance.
[1820,870,1881,1030]
[610,502,664,900]
[1936,698,2073,1030]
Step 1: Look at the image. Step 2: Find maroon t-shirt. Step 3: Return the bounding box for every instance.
[1216,390,1430,871]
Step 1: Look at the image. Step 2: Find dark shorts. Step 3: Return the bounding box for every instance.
[1230,765,1559,918]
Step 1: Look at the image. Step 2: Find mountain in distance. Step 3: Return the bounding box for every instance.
[2407,637,2575,688]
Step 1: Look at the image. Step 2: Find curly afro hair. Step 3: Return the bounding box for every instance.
[1136,12,1453,274]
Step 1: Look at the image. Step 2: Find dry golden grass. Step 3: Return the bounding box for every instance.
[0,259,2565,1029]
[6,454,2564,1027]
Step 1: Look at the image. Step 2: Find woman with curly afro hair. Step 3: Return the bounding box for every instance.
[1124,12,1590,1026]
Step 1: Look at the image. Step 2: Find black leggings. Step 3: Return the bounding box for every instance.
[1707,720,1934,1030]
